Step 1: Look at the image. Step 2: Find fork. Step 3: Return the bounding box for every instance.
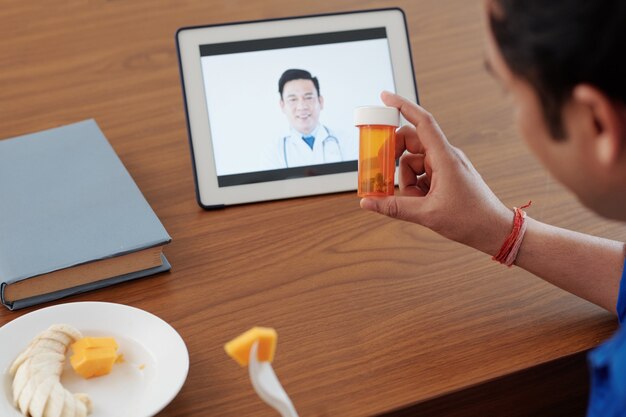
[248,341,299,417]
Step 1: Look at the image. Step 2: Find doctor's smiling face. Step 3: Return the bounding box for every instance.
[278,69,324,136]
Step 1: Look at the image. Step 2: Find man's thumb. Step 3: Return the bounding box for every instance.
[360,196,406,220]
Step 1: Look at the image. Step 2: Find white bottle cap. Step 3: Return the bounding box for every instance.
[354,106,400,127]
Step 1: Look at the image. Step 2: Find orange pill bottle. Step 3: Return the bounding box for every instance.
[354,106,400,197]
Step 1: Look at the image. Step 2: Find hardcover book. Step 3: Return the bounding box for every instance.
[0,120,171,310]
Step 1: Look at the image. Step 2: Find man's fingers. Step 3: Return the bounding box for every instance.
[398,182,428,197]
[360,196,424,222]
[381,91,449,153]
[399,153,426,189]
[381,91,432,124]
[415,174,431,194]
[395,125,425,157]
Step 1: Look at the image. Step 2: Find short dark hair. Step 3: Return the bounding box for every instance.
[489,0,626,139]
[278,69,320,97]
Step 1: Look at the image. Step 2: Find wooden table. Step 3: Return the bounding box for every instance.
[1,1,624,416]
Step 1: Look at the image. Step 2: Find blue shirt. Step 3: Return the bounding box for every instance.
[587,258,626,416]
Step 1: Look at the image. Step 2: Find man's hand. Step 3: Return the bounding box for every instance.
[360,91,512,256]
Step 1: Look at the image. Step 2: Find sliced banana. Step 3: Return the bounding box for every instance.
[13,357,34,405]
[18,371,54,415]
[35,330,72,347]
[10,335,70,375]
[59,389,75,417]
[43,382,65,417]
[13,352,65,402]
[29,351,65,367]
[10,323,93,417]
[33,338,67,354]
[74,395,88,417]
[47,324,82,343]
[74,393,92,414]
[29,376,56,417]
[10,349,32,376]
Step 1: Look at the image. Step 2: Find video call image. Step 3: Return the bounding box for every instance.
[200,28,396,186]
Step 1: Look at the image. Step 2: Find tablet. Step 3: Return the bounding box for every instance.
[176,8,418,209]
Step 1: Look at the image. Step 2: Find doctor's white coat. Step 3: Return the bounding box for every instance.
[260,125,348,170]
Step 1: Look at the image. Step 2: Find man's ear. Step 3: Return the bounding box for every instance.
[279,98,286,113]
[319,95,324,110]
[572,84,626,167]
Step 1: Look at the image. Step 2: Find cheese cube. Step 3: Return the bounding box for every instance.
[70,336,120,378]
[71,337,118,353]
[70,347,118,378]
[224,327,277,366]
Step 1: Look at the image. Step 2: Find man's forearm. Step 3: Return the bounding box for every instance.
[514,218,625,314]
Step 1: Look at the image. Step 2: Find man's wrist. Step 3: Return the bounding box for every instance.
[469,206,516,257]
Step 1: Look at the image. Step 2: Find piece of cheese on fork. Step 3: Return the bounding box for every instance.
[224,327,277,366]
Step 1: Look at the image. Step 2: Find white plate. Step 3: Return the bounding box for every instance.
[0,302,189,417]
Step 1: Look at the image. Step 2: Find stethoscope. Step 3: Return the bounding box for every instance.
[282,126,341,168]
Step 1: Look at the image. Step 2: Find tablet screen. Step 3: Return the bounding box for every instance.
[199,28,396,187]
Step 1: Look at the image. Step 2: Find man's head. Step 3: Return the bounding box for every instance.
[484,0,626,219]
[278,69,324,135]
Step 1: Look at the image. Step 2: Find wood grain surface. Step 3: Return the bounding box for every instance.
[1,1,624,416]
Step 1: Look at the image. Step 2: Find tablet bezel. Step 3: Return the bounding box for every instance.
[176,8,419,209]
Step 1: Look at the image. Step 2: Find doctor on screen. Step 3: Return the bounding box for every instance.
[261,69,345,169]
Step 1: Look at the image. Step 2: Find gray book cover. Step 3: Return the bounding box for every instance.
[0,119,171,309]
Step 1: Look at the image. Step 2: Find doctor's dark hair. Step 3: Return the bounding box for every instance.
[489,0,626,139]
[278,69,320,98]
